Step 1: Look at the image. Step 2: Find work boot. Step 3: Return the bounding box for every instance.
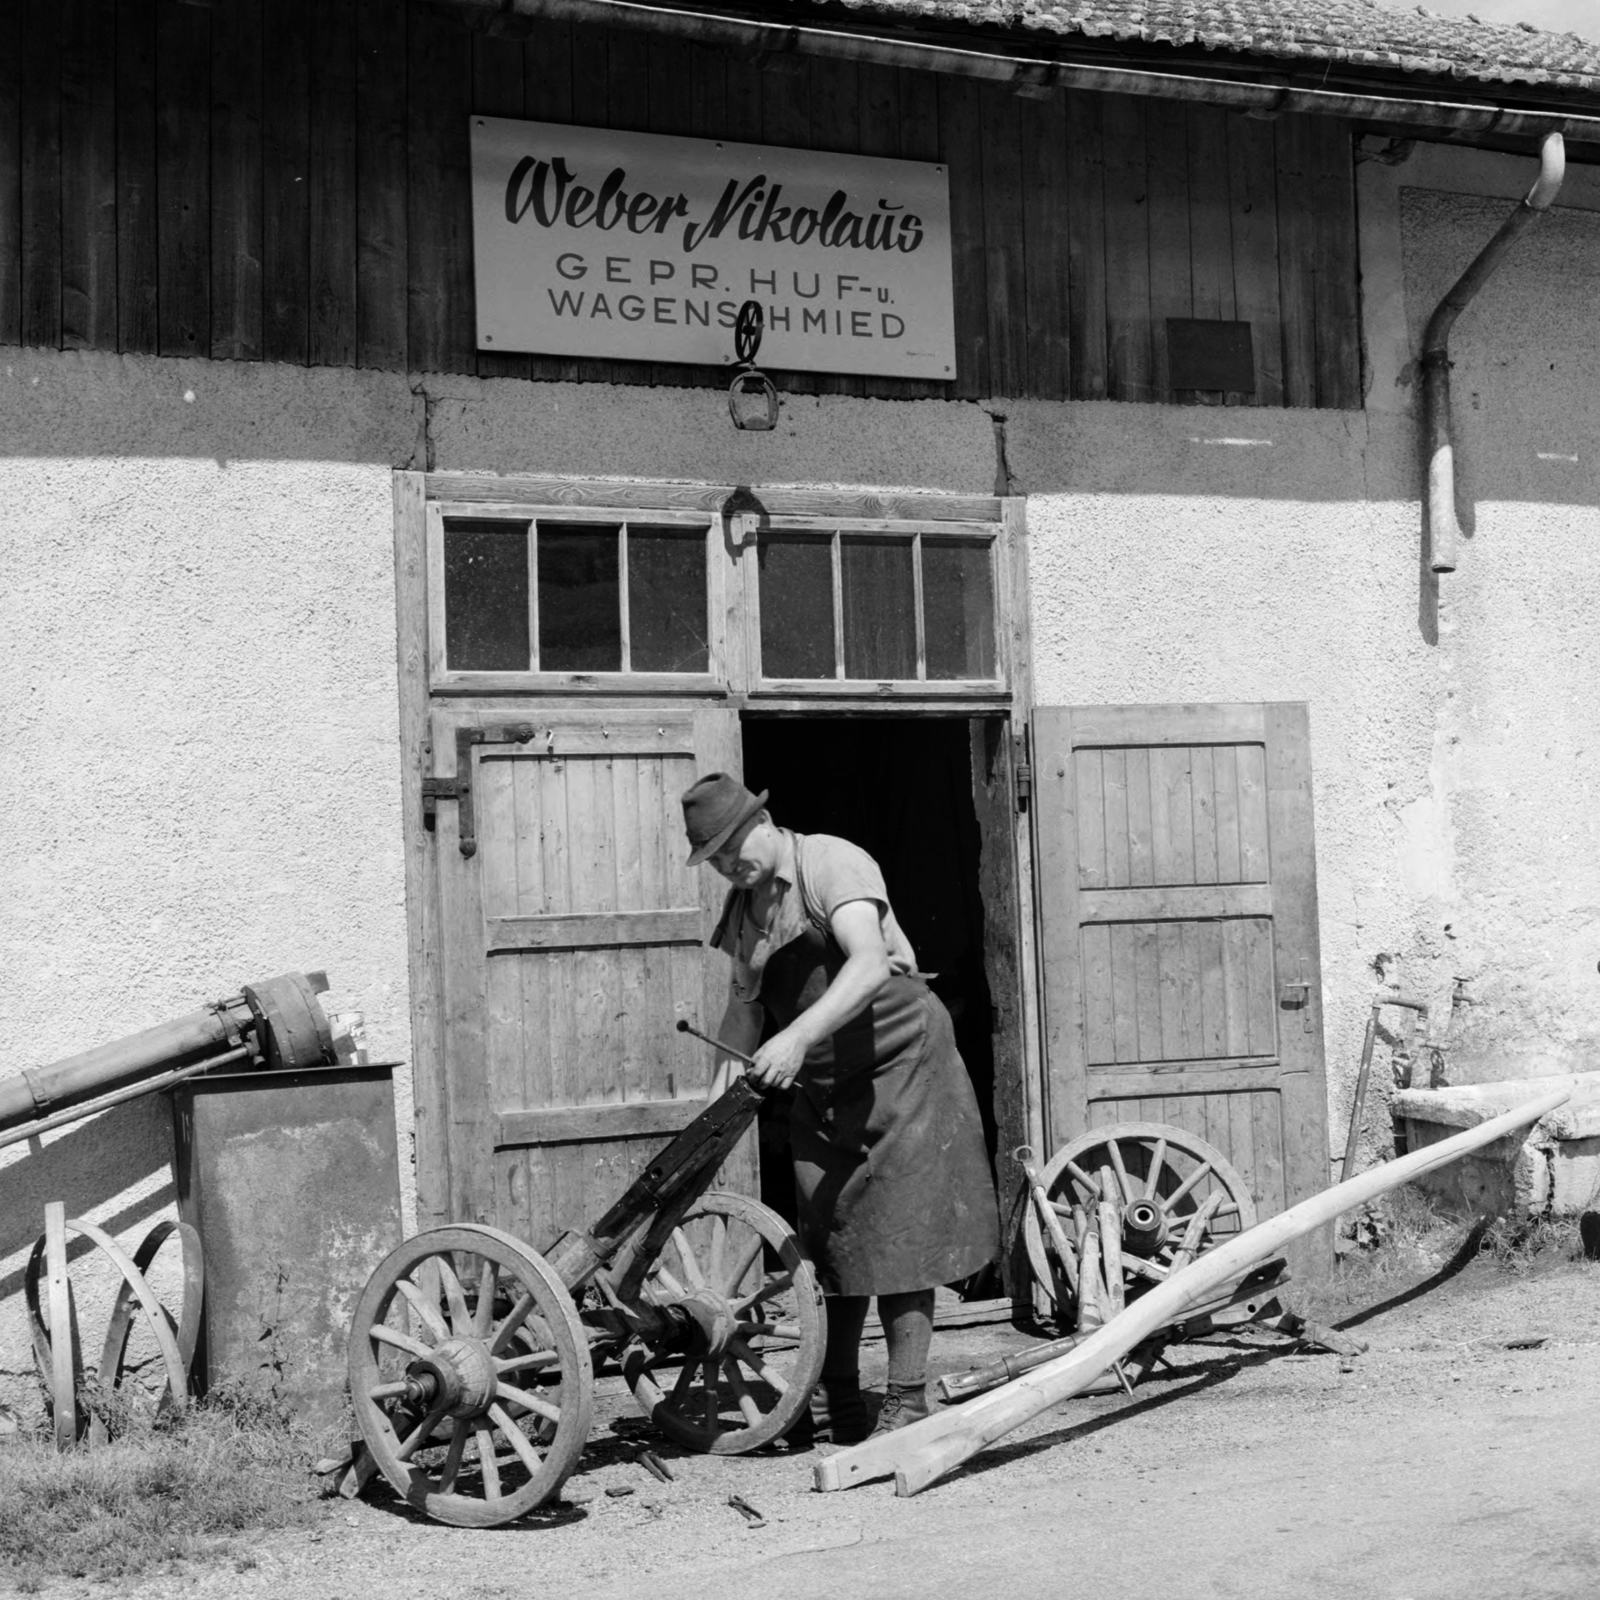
[869,1381,931,1437]
[793,1377,870,1449]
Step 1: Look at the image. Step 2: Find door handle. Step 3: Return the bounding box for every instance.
[1278,966,1316,1033]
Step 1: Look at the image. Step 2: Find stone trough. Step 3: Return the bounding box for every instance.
[1394,1072,1600,1218]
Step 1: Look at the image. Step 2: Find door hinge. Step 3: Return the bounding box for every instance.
[423,723,538,857]
[1013,731,1032,814]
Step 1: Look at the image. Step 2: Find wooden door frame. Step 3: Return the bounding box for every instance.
[394,470,1042,1247]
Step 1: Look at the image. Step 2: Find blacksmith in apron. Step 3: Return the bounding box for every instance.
[681,772,1000,1442]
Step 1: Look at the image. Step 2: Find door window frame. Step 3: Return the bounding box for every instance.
[417,475,1017,708]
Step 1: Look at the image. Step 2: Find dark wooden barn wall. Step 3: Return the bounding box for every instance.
[0,0,1361,407]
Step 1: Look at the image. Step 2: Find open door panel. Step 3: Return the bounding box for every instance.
[1031,703,1329,1271]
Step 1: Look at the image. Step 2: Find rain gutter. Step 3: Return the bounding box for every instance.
[455,0,1600,144]
[1421,132,1566,573]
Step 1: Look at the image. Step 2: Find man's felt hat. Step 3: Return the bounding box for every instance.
[681,772,769,866]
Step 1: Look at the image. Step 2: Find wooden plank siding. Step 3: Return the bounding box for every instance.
[0,0,1361,407]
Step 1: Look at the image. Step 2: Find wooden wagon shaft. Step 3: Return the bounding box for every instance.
[937,1259,1290,1403]
[815,1085,1570,1498]
[542,1077,765,1289]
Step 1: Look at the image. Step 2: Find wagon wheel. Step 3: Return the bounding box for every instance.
[623,1191,825,1454]
[1022,1122,1257,1320]
[349,1225,593,1528]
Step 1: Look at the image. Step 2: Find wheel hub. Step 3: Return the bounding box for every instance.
[669,1290,740,1358]
[405,1335,498,1419]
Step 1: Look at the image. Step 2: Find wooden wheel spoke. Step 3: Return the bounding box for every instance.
[488,1291,538,1356]
[1143,1137,1169,1202]
[1063,1157,1098,1198]
[668,1359,699,1406]
[703,1359,721,1430]
[475,1422,502,1500]
[671,1227,708,1290]
[734,1268,794,1312]
[723,1357,764,1428]
[1163,1159,1214,1211]
[495,1348,559,1376]
[372,1322,433,1359]
[1107,1140,1135,1206]
[651,1262,689,1299]
[495,1380,563,1424]
[395,1278,450,1343]
[728,1336,789,1395]
[435,1258,472,1336]
[394,1397,453,1462]
[1049,1198,1075,1217]
[709,1215,727,1285]
[368,1380,412,1401]
[488,1403,545,1478]
[735,1320,801,1343]
[722,1232,764,1297]
[473,1258,497,1338]
[436,1421,470,1493]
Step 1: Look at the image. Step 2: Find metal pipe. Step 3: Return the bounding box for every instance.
[0,1045,254,1153]
[456,0,1600,145]
[0,971,335,1137]
[0,999,258,1134]
[1422,132,1565,573]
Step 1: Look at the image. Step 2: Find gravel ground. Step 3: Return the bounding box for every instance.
[28,1247,1600,1600]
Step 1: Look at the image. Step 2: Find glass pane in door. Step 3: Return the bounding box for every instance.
[539,524,621,672]
[443,519,530,671]
[758,533,835,678]
[628,528,709,673]
[841,536,916,680]
[922,539,996,679]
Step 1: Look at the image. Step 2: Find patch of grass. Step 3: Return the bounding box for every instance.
[0,1381,325,1591]
[1475,1213,1586,1271]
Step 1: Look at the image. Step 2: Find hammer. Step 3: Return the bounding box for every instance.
[675,1019,757,1067]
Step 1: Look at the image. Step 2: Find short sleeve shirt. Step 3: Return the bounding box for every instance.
[711,830,910,1005]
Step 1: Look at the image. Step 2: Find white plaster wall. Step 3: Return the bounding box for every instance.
[1371,148,1600,1084]
[0,351,420,1414]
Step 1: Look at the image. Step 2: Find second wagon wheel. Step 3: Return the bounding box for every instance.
[623,1190,825,1453]
[1022,1122,1257,1319]
[349,1225,593,1528]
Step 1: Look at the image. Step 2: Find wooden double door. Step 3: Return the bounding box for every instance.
[417,696,1328,1275]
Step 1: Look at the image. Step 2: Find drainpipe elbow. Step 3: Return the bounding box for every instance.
[1525,131,1566,212]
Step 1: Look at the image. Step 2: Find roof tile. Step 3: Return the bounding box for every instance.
[780,0,1600,92]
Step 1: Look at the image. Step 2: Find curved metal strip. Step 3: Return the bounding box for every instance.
[91,1220,205,1441]
[61,1217,190,1421]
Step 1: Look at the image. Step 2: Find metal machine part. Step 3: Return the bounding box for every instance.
[0,970,337,1139]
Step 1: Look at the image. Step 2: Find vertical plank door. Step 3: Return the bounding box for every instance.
[1032,703,1329,1270]
[429,705,752,1248]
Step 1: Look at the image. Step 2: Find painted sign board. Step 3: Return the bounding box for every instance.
[469,117,956,380]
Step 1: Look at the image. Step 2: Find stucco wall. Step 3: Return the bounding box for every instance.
[0,352,420,1415]
[2,132,1597,1417]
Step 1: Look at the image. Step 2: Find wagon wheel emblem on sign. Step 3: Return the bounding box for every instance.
[733,299,764,366]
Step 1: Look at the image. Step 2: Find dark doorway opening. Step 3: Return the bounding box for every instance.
[739,716,1001,1243]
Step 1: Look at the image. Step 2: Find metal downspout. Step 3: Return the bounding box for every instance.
[1421,132,1565,573]
[454,0,1600,145]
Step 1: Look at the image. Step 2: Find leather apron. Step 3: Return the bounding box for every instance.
[754,870,1000,1298]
